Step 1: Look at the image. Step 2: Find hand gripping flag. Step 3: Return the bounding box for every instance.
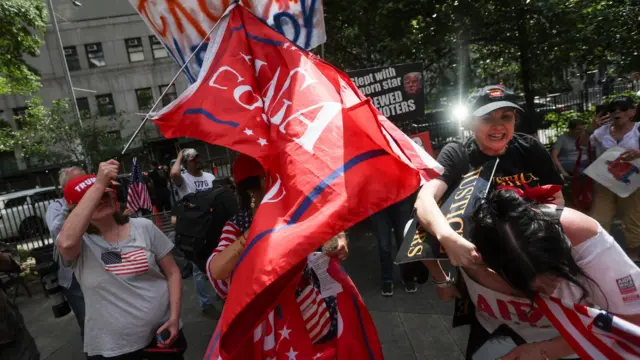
[151,4,443,358]
[536,296,640,360]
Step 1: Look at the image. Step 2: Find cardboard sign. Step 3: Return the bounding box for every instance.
[584,146,640,198]
[395,159,499,264]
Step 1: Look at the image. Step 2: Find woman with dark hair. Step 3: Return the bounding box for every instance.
[57,161,186,359]
[415,85,565,268]
[206,154,383,359]
[436,189,640,359]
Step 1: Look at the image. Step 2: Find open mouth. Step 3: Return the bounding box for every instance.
[488,133,506,140]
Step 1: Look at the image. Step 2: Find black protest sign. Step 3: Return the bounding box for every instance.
[347,63,424,124]
[394,159,499,264]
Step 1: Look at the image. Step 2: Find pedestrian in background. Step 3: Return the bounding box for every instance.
[148,160,172,212]
[170,148,220,319]
[371,194,418,296]
[46,166,87,338]
[0,243,39,360]
[57,161,186,359]
[589,96,640,262]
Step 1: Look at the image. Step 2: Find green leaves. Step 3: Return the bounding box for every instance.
[0,97,128,167]
[0,0,47,95]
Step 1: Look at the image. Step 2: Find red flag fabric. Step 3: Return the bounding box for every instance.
[535,296,640,359]
[152,4,443,358]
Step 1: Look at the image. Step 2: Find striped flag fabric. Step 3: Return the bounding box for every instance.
[297,284,331,344]
[535,296,640,359]
[103,249,149,276]
[127,157,152,213]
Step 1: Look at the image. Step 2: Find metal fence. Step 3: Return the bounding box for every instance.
[0,189,59,252]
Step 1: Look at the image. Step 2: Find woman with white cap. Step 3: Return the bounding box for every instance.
[57,160,186,359]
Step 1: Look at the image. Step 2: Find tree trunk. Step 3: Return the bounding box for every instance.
[517,12,534,114]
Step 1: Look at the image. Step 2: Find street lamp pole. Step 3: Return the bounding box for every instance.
[46,0,84,129]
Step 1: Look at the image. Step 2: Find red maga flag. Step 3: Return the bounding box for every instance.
[152,4,442,358]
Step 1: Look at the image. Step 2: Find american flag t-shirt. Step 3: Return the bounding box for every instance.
[104,248,149,276]
[127,157,152,213]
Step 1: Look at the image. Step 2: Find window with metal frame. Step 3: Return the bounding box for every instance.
[85,43,106,68]
[125,37,145,62]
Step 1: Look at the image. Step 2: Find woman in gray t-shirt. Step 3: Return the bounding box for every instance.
[57,161,184,359]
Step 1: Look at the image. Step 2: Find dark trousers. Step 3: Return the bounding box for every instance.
[87,330,187,360]
[370,195,414,284]
[61,275,85,339]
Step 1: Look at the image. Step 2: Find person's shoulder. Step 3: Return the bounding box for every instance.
[46,198,65,212]
[130,217,153,229]
[592,123,610,139]
[438,140,466,158]
[205,172,216,180]
[511,132,543,146]
[559,207,600,246]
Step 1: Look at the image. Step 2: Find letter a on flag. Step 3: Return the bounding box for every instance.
[151,4,443,359]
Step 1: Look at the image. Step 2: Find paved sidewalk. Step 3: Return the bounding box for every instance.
[18,222,468,359]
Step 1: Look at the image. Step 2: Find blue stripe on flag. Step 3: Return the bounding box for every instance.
[236,149,388,266]
[184,108,240,128]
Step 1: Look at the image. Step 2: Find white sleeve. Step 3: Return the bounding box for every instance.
[573,228,640,315]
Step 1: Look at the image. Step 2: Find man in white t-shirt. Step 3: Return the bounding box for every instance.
[170,148,216,200]
[170,148,220,319]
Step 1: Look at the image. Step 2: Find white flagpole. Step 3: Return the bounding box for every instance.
[121,21,222,155]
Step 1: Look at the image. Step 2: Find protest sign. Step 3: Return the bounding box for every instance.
[395,159,498,263]
[347,63,424,124]
[584,146,640,198]
[129,0,326,83]
[410,131,434,156]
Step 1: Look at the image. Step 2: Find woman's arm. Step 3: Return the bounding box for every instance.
[208,234,247,280]
[57,161,119,260]
[157,253,182,347]
[501,337,574,360]
[415,180,481,267]
[159,254,182,322]
[550,147,570,178]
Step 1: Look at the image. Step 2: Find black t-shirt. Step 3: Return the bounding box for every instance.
[437,133,563,192]
[148,167,169,189]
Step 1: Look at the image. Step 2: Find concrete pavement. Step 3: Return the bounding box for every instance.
[17,222,468,359]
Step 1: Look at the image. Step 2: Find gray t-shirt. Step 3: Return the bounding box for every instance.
[66,218,174,357]
[553,134,586,164]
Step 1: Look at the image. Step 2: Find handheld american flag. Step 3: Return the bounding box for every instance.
[151,3,442,358]
[536,296,640,359]
[127,157,152,213]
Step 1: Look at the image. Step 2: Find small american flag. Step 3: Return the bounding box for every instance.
[104,248,148,276]
[536,296,640,359]
[127,157,152,213]
[297,284,331,344]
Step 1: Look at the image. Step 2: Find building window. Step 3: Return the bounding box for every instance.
[76,97,91,119]
[125,37,145,62]
[12,107,27,130]
[150,36,168,59]
[64,46,81,71]
[85,43,106,68]
[160,84,177,106]
[96,94,116,116]
[135,88,154,110]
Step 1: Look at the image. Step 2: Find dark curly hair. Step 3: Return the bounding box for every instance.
[236,175,263,211]
[470,189,598,304]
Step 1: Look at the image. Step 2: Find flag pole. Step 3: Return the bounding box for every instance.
[121,22,221,155]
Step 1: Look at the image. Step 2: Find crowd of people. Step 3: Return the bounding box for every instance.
[1,84,639,360]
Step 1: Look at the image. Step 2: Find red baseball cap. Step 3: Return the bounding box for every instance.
[64,175,114,205]
[232,154,264,184]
